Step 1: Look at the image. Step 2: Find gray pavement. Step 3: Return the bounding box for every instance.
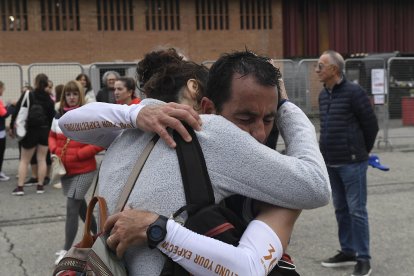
[0,125,413,276]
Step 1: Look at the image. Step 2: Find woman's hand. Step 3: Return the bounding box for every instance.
[136,103,202,148]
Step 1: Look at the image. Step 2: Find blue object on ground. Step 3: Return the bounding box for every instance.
[368,155,390,171]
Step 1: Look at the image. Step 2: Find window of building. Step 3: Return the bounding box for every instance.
[40,0,80,31]
[240,0,272,30]
[0,0,28,31]
[97,0,134,31]
[145,0,180,31]
[196,0,229,30]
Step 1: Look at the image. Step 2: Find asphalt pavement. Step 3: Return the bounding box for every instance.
[0,124,413,276]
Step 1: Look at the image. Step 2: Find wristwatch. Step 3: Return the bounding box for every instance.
[146,215,168,249]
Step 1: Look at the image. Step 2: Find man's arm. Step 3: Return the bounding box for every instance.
[58,100,202,148]
[352,87,379,152]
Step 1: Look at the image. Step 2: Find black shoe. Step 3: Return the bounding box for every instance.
[43,177,50,186]
[36,184,45,194]
[321,251,356,267]
[12,186,24,196]
[24,177,38,187]
[352,260,372,276]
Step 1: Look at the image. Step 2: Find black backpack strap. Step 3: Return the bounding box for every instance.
[173,123,214,215]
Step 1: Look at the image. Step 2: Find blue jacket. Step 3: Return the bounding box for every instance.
[319,77,379,165]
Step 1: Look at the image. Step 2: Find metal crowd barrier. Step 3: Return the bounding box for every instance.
[0,63,24,104]
[2,56,414,160]
[27,63,84,89]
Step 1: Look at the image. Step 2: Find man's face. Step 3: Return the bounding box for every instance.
[218,73,277,144]
[315,54,336,83]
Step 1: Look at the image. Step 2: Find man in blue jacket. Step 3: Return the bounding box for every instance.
[317,50,379,276]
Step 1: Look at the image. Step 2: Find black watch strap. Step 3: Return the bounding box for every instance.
[147,215,168,249]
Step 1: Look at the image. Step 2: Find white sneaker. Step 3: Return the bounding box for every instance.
[0,172,10,181]
[53,182,62,189]
[54,250,67,265]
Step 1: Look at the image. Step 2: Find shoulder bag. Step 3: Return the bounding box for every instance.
[53,135,160,276]
[15,90,30,141]
[50,138,70,183]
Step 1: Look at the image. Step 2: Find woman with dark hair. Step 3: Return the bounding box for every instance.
[136,48,183,93]
[76,73,96,104]
[114,77,141,105]
[143,61,207,112]
[11,73,55,195]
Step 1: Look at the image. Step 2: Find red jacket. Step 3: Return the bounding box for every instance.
[49,116,103,176]
[130,97,141,105]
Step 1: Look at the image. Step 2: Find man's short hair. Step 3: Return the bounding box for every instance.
[206,50,282,112]
[322,50,345,73]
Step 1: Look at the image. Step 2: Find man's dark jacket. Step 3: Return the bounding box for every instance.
[319,77,379,165]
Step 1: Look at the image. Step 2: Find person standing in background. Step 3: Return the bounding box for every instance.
[24,80,55,187]
[317,50,378,276]
[0,81,15,181]
[49,80,103,264]
[96,71,120,103]
[114,77,141,105]
[76,73,96,104]
[11,73,55,196]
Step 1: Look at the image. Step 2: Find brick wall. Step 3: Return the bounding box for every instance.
[0,0,284,64]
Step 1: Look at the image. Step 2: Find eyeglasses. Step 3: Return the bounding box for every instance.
[315,63,333,71]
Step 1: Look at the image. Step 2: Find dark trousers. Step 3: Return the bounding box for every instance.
[0,137,5,172]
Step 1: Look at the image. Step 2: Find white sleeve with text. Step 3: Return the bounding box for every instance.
[158,220,282,276]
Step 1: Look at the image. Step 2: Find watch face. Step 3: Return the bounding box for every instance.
[150,225,164,241]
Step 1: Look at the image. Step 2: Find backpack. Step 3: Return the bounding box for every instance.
[27,99,48,127]
[160,125,247,275]
[160,124,300,276]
